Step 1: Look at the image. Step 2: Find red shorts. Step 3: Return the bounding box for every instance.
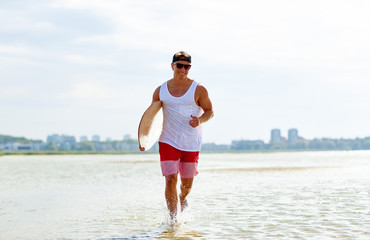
[159,142,199,178]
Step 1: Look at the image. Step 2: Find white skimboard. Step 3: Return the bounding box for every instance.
[138,101,163,151]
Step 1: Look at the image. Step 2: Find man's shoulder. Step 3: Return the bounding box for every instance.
[195,83,208,93]
[156,80,168,91]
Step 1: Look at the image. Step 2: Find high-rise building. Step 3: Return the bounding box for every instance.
[288,128,299,143]
[47,134,63,146]
[123,134,131,140]
[80,136,88,142]
[47,134,76,150]
[270,129,281,143]
[92,135,100,142]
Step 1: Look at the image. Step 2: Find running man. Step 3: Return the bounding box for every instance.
[140,51,214,222]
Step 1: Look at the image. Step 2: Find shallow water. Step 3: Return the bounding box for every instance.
[0,151,369,239]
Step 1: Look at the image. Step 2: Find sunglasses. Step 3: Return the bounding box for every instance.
[175,63,191,70]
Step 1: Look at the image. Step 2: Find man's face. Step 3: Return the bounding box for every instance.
[172,60,191,76]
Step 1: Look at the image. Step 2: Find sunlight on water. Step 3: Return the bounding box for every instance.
[1,151,369,239]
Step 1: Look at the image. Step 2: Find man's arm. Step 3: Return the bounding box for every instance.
[139,86,161,152]
[190,85,214,128]
[152,86,160,102]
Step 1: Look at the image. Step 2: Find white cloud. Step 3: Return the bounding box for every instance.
[0,10,56,32]
[0,56,47,69]
[0,86,32,98]
[49,0,370,70]
[0,44,35,55]
[33,22,55,30]
[55,76,154,110]
[58,82,116,101]
[63,54,114,66]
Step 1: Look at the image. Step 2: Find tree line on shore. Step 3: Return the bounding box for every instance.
[0,135,42,144]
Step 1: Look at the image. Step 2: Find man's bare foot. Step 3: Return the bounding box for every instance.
[168,210,177,225]
[169,214,177,225]
[180,195,188,212]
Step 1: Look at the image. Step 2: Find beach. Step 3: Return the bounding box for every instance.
[1,151,369,239]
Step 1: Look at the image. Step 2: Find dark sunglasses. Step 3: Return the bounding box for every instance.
[175,63,191,70]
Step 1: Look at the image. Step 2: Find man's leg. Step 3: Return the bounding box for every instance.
[165,173,178,221]
[179,177,193,211]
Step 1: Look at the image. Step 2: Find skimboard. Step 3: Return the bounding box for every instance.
[138,101,163,151]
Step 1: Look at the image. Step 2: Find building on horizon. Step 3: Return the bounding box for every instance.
[288,128,299,143]
[124,134,131,140]
[92,135,100,142]
[80,136,88,142]
[47,134,76,150]
[0,142,48,151]
[270,129,281,143]
[47,134,62,146]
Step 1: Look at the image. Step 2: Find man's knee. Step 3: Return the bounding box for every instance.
[166,174,178,186]
[180,178,193,191]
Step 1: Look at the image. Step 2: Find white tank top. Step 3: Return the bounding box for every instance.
[159,80,203,151]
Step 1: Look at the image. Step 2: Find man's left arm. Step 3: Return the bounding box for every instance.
[189,85,214,128]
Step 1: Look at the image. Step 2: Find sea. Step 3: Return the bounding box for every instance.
[0,151,369,240]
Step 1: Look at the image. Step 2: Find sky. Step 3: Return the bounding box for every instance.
[1,0,370,144]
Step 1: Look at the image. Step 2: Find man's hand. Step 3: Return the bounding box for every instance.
[189,115,200,128]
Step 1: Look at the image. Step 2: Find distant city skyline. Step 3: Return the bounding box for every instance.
[6,128,362,145]
[4,127,369,146]
[3,130,370,152]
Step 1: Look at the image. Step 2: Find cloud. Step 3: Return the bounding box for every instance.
[47,0,370,71]
[55,75,154,110]
[0,86,32,98]
[0,9,56,33]
[63,54,114,66]
[0,44,34,55]
[59,82,114,100]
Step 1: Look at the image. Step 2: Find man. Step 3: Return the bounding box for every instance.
[140,51,214,222]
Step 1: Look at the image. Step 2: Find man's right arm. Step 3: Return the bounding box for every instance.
[152,86,160,102]
[139,86,161,152]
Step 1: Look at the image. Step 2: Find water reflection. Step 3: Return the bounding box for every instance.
[156,223,203,240]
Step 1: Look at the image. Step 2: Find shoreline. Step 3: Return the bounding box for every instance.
[1,149,368,156]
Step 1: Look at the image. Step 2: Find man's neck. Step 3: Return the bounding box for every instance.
[172,75,190,85]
